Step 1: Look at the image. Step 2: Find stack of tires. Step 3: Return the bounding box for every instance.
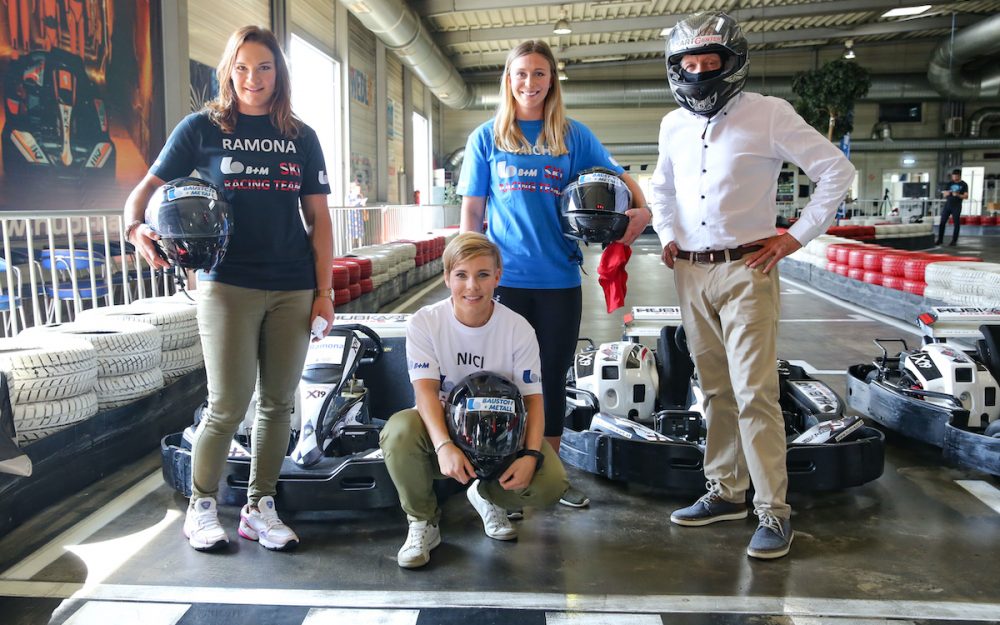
[387,242,418,291]
[0,336,99,445]
[21,320,164,410]
[336,256,375,311]
[926,261,1000,306]
[77,298,203,383]
[348,245,400,307]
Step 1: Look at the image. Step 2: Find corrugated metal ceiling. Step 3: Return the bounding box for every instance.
[415,0,1000,74]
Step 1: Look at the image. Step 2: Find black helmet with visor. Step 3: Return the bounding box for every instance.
[145,177,233,272]
[446,371,527,481]
[559,167,632,245]
[666,11,749,116]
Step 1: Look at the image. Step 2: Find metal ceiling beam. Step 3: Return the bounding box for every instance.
[436,0,945,47]
[450,15,975,69]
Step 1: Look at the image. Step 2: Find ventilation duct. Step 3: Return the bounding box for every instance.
[470,76,939,109]
[928,13,1000,99]
[338,0,473,109]
[968,107,1000,138]
[605,138,1000,156]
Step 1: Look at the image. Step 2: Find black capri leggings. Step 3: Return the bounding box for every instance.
[495,285,582,437]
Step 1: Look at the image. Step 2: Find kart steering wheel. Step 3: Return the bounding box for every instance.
[332,323,383,365]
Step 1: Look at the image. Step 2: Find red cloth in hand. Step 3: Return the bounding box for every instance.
[598,242,632,314]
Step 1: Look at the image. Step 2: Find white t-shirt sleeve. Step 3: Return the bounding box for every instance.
[405,309,441,383]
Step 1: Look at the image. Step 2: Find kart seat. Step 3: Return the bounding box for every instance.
[978,325,1000,379]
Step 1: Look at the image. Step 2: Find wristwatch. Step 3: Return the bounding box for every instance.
[315,288,333,299]
[517,448,544,470]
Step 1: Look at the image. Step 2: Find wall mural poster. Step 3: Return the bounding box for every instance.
[0,0,164,213]
[348,66,371,106]
[189,59,217,113]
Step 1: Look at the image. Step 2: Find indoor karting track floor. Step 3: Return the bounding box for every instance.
[1,233,998,625]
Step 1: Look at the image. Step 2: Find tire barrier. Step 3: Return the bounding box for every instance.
[21,320,165,410]
[0,335,99,445]
[76,299,202,383]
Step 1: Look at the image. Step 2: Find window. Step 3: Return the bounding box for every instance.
[289,34,341,205]
[412,111,431,204]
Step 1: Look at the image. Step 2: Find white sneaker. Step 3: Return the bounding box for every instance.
[466,480,517,541]
[238,496,300,551]
[183,497,229,551]
[397,520,441,568]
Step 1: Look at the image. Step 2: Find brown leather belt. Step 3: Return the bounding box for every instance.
[675,245,763,264]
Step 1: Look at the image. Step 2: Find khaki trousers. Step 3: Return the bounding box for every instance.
[673,259,790,517]
[190,281,313,505]
[380,408,569,523]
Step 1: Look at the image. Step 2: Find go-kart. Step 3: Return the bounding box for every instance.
[2,49,116,178]
[559,306,885,493]
[846,306,1000,475]
[160,314,417,510]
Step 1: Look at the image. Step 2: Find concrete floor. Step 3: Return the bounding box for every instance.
[0,233,998,625]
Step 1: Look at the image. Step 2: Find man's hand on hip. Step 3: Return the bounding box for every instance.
[744,232,802,274]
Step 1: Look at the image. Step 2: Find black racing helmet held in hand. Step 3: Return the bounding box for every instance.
[145,177,233,272]
[447,371,527,481]
[559,167,632,245]
[666,11,749,116]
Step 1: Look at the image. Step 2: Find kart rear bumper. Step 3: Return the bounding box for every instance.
[559,425,884,493]
[161,433,399,510]
[847,364,999,475]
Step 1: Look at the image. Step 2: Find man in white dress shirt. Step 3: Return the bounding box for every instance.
[649,11,855,559]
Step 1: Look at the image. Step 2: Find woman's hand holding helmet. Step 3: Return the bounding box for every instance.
[129,222,172,270]
[498,455,536,491]
[436,442,477,484]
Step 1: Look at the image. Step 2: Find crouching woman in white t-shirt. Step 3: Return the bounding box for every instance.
[379,232,569,569]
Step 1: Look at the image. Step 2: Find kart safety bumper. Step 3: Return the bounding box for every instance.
[559,425,884,493]
[847,365,998,475]
[847,364,958,447]
[160,433,399,510]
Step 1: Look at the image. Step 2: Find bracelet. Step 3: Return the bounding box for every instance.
[124,220,144,242]
[434,440,454,454]
[315,288,333,299]
[516,448,545,470]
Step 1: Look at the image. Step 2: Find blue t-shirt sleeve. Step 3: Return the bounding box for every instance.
[457,122,492,197]
[568,120,624,178]
[150,113,203,182]
[298,125,331,196]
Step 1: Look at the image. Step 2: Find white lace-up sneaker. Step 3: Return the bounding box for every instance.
[183,497,229,551]
[466,480,517,541]
[238,496,300,551]
[396,520,441,568]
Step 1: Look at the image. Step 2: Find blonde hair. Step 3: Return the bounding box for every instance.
[494,40,569,156]
[203,25,301,138]
[443,232,502,275]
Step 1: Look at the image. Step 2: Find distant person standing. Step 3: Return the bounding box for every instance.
[937,169,969,246]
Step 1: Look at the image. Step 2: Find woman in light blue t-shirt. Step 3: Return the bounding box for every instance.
[457,40,649,508]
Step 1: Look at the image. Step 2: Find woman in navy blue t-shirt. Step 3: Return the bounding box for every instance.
[123,26,332,553]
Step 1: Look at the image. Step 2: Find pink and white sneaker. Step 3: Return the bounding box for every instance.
[238,496,299,551]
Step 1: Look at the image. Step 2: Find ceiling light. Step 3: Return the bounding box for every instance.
[557,61,568,81]
[579,55,627,63]
[843,39,856,60]
[882,5,931,18]
[553,7,572,35]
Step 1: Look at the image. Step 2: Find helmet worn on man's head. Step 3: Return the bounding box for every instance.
[665,11,749,116]
[559,167,632,245]
[145,177,233,271]
[447,371,527,480]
